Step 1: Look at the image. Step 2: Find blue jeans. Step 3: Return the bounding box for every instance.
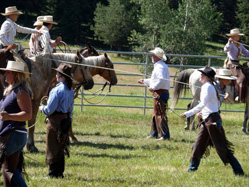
[3,131,27,187]
[5,131,27,155]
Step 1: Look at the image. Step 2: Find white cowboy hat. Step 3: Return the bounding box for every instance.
[215,69,237,80]
[40,15,58,25]
[1,6,23,16]
[226,28,244,37]
[149,47,167,61]
[0,61,30,74]
[33,16,44,26]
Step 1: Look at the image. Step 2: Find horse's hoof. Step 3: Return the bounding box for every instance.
[71,137,79,144]
[26,144,39,153]
[191,127,196,131]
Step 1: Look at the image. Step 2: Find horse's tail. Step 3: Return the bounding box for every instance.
[170,68,195,110]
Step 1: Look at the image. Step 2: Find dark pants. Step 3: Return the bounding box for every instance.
[49,155,65,178]
[150,91,170,139]
[189,115,244,175]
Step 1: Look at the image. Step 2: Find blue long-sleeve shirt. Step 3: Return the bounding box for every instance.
[41,82,74,120]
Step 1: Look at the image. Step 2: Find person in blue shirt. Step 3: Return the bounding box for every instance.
[39,63,74,178]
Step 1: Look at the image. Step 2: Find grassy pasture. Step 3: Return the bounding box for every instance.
[2,41,248,186]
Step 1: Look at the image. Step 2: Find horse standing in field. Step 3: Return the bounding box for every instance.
[25,51,94,152]
[170,68,249,132]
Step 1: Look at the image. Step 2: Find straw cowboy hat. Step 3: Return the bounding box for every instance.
[149,47,167,61]
[226,28,244,37]
[1,6,23,16]
[33,16,44,26]
[215,69,237,80]
[40,15,58,25]
[53,63,73,80]
[0,60,30,74]
[198,67,216,83]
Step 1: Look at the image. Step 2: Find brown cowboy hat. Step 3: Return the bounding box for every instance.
[1,6,23,16]
[198,67,216,83]
[53,63,73,80]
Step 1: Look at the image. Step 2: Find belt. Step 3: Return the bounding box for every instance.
[154,89,168,95]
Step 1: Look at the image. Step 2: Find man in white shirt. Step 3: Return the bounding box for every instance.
[138,47,170,140]
[38,15,62,54]
[0,6,39,49]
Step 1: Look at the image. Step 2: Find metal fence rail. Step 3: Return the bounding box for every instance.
[21,47,246,114]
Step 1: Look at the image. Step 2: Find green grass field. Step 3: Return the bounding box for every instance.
[1,106,248,186]
[2,40,248,186]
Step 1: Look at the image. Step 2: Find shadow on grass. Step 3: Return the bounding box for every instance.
[72,141,135,150]
[76,152,146,160]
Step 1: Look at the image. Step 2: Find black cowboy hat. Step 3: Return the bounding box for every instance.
[198,67,216,83]
[53,63,73,80]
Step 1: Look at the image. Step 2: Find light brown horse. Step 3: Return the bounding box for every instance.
[26,51,94,152]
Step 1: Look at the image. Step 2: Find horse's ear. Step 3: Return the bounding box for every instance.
[76,50,82,60]
[104,53,108,59]
[87,42,92,49]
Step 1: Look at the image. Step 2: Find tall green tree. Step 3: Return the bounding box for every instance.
[93,0,139,50]
[237,0,249,43]
[130,0,221,63]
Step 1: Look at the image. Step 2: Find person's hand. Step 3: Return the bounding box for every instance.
[180,113,186,118]
[149,88,154,92]
[55,36,62,44]
[224,93,229,100]
[197,112,202,119]
[0,111,9,121]
[6,44,16,51]
[39,105,43,111]
[138,79,144,84]
[228,38,233,44]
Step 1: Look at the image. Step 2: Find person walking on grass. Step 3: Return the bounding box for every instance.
[138,47,170,140]
[181,67,244,175]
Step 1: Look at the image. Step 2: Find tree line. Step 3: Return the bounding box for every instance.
[0,0,248,56]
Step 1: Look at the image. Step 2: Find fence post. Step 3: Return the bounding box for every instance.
[143,54,149,115]
[208,57,211,67]
[81,87,83,112]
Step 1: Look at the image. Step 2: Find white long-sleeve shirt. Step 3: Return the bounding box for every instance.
[144,60,170,90]
[0,18,37,46]
[224,42,249,61]
[184,82,219,120]
[38,25,53,53]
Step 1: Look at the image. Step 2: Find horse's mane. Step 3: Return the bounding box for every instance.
[85,55,106,66]
[34,53,78,75]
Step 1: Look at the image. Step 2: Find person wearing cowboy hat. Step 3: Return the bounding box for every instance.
[0,60,32,186]
[224,28,249,102]
[215,69,237,103]
[181,67,244,175]
[39,63,74,178]
[0,6,40,49]
[29,16,44,56]
[38,15,62,54]
[138,47,170,140]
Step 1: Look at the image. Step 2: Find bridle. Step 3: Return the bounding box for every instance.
[71,57,89,89]
[98,56,114,87]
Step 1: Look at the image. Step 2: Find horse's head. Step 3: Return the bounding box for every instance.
[72,51,94,90]
[80,43,99,57]
[99,53,117,85]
